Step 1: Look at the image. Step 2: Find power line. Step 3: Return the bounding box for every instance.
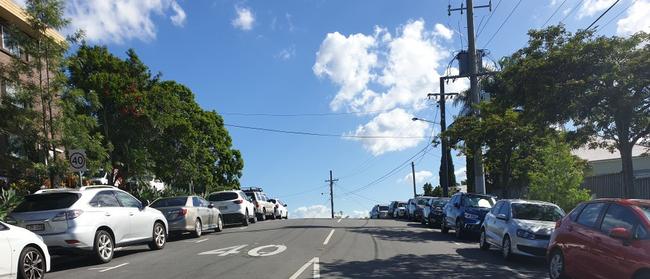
[584,0,621,31]
[224,124,430,139]
[277,184,329,198]
[476,0,503,38]
[597,0,636,32]
[219,110,391,117]
[542,0,569,28]
[483,0,523,48]
[560,0,585,24]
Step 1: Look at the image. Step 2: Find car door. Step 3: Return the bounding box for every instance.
[115,191,150,241]
[493,201,511,245]
[192,197,208,229]
[591,204,641,279]
[201,197,217,228]
[484,201,503,244]
[262,194,274,213]
[0,223,12,277]
[89,190,129,243]
[446,195,459,227]
[570,202,607,279]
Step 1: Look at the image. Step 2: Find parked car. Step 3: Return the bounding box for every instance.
[441,192,496,238]
[387,201,403,218]
[242,187,275,221]
[151,196,223,238]
[423,197,450,228]
[406,198,416,220]
[268,198,288,219]
[207,190,256,226]
[88,169,109,185]
[413,196,434,222]
[370,205,389,219]
[6,186,168,263]
[547,199,650,279]
[0,221,50,279]
[393,202,407,218]
[479,199,565,260]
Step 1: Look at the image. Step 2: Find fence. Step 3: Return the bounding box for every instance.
[581,173,650,199]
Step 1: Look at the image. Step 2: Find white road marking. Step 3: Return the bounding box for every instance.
[289,257,320,279]
[323,229,335,246]
[240,226,248,230]
[336,218,342,223]
[195,238,209,243]
[199,245,249,256]
[247,244,287,257]
[88,263,129,273]
[453,242,460,246]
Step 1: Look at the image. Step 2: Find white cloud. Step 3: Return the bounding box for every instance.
[276,45,296,60]
[454,167,467,181]
[293,205,331,218]
[66,0,186,44]
[346,108,429,155]
[616,0,650,35]
[402,170,434,185]
[434,23,454,40]
[577,0,617,19]
[348,210,369,218]
[232,6,255,31]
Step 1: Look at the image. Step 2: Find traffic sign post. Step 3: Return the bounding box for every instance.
[69,150,87,187]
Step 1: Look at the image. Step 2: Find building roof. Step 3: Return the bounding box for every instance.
[572,144,648,162]
[0,0,66,43]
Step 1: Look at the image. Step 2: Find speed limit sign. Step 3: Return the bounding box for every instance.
[69,149,87,172]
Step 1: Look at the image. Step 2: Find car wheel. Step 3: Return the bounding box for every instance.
[193,219,202,238]
[270,210,276,220]
[479,230,491,250]
[502,235,512,260]
[548,249,568,279]
[249,209,256,224]
[93,230,114,263]
[242,211,250,226]
[148,222,166,250]
[455,219,464,239]
[441,216,449,234]
[421,215,427,225]
[259,210,266,221]
[215,215,223,232]
[18,246,45,279]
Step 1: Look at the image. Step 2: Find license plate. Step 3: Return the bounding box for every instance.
[219,206,228,210]
[26,224,44,231]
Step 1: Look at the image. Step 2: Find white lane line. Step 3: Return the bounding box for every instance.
[289,257,319,279]
[453,242,460,246]
[323,229,335,246]
[88,263,129,273]
[336,218,342,223]
[240,226,248,230]
[195,238,209,243]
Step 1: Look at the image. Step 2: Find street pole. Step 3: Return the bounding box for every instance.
[325,170,338,219]
[439,77,450,197]
[465,0,487,194]
[411,162,417,198]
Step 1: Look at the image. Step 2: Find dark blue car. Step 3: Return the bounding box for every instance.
[441,192,496,239]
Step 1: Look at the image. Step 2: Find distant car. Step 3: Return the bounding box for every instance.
[128,175,166,191]
[242,187,276,221]
[393,202,407,218]
[88,169,109,185]
[207,190,256,226]
[370,205,389,219]
[479,200,565,260]
[406,198,416,220]
[151,196,223,238]
[268,198,288,219]
[6,186,168,263]
[423,197,450,228]
[413,196,434,222]
[387,201,403,218]
[547,199,650,279]
[441,192,496,238]
[0,221,50,279]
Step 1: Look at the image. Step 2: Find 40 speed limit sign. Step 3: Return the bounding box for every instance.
[69,149,87,172]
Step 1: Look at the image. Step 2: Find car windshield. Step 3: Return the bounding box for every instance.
[379,206,389,211]
[512,203,565,222]
[433,199,449,206]
[151,197,187,208]
[466,195,495,208]
[13,193,80,212]
[244,192,255,200]
[417,199,429,205]
[397,203,406,207]
[208,192,239,201]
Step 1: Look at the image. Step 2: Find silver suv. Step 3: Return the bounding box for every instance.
[242,187,275,221]
[6,186,168,264]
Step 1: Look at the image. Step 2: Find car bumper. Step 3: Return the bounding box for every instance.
[167,218,195,232]
[462,219,483,233]
[40,226,97,251]
[223,213,246,224]
[513,238,550,257]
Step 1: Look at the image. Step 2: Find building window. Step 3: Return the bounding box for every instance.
[2,80,24,108]
[7,133,26,159]
[1,24,22,58]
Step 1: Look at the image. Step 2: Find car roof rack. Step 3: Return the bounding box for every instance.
[79,185,116,191]
[241,187,264,192]
[34,188,78,194]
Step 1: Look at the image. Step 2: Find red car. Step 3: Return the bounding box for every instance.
[547,199,650,279]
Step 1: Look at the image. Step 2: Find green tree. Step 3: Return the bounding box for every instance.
[486,26,650,198]
[423,182,434,196]
[528,138,590,211]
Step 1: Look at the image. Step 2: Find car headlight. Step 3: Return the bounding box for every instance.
[517,229,536,240]
[464,213,479,219]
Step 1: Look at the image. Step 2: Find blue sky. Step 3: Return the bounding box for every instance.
[27,0,649,217]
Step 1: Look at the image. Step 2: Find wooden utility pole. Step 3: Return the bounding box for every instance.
[411,162,417,198]
[429,82,459,197]
[325,171,338,219]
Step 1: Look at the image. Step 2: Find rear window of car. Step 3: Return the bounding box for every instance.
[639,206,650,221]
[13,193,80,212]
[464,195,495,208]
[151,197,187,208]
[433,199,449,207]
[398,203,406,207]
[208,192,239,201]
[512,203,565,222]
[379,206,389,211]
[268,199,276,203]
[244,192,256,200]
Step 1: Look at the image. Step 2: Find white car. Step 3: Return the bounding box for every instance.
[6,186,168,264]
[207,190,256,226]
[88,170,109,185]
[0,221,50,279]
[268,198,288,219]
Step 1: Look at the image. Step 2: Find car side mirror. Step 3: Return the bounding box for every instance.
[496,213,508,221]
[208,203,214,209]
[609,227,632,241]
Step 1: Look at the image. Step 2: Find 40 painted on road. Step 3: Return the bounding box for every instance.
[198,244,287,257]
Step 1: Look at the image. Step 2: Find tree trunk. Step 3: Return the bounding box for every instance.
[618,141,635,198]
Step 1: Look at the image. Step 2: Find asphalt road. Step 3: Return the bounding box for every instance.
[47,218,547,278]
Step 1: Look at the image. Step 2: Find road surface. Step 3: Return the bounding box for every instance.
[47,218,546,278]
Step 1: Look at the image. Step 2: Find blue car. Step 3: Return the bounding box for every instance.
[441,192,496,239]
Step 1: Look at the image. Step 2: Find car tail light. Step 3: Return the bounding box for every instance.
[52,210,83,221]
[254,201,259,208]
[275,204,278,208]
[233,199,244,204]
[179,208,188,216]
